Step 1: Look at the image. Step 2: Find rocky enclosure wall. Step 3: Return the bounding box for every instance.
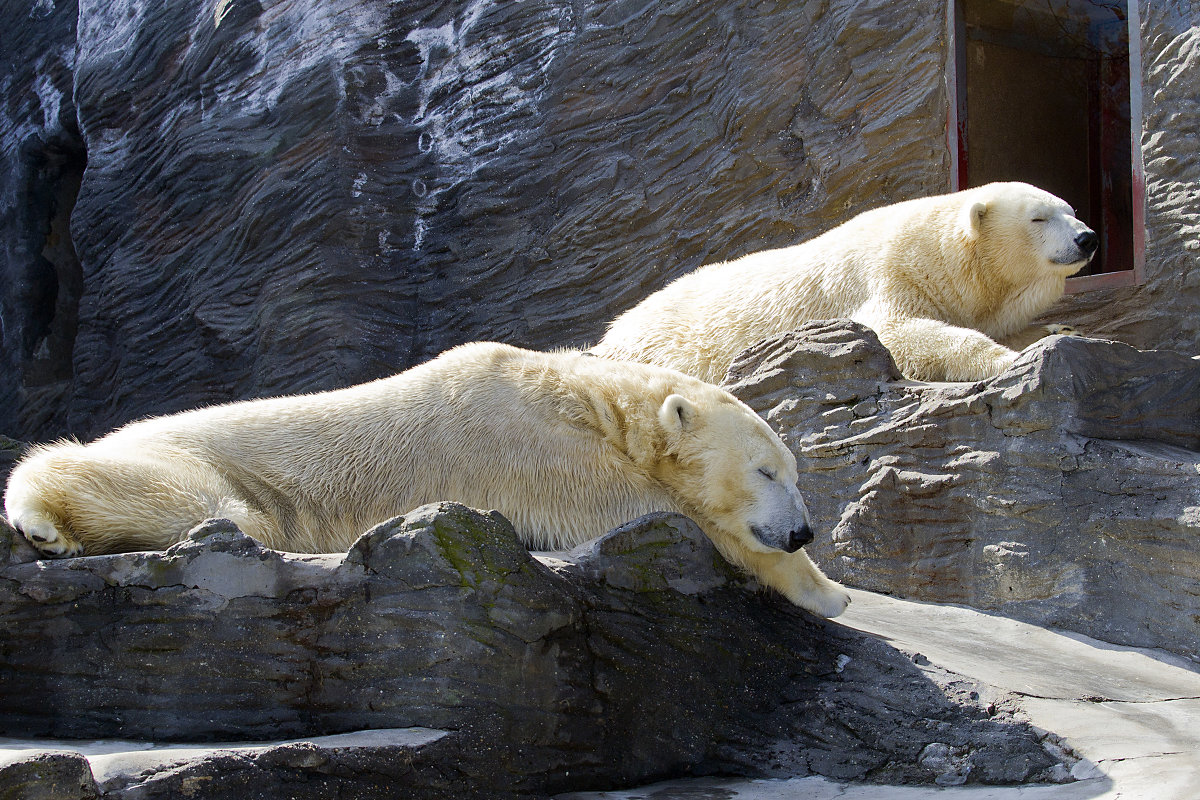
[4,2,1198,444]
[1,0,949,442]
[725,323,1200,662]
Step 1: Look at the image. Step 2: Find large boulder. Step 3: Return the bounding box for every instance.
[0,504,1066,798]
[725,322,1200,661]
[0,750,99,800]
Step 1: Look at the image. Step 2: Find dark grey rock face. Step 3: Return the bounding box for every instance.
[84,728,487,800]
[1,0,948,441]
[3,1,1197,444]
[0,750,98,800]
[0,437,26,510]
[725,322,1200,661]
[0,504,1064,797]
[0,0,84,438]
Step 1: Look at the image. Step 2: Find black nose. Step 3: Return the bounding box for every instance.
[786,524,814,553]
[1075,230,1099,255]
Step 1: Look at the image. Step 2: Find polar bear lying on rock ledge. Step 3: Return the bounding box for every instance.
[594,182,1097,383]
[5,342,850,617]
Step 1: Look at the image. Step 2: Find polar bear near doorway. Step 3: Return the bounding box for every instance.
[594,182,1097,383]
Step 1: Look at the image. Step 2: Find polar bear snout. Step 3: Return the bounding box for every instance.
[746,479,816,552]
[1049,216,1099,266]
[787,523,814,552]
[749,520,814,553]
[1076,229,1099,255]
[1056,227,1098,266]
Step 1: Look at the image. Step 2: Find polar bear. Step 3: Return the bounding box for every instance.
[593,182,1097,383]
[5,342,849,617]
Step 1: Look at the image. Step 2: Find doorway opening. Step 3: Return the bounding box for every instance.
[950,0,1143,291]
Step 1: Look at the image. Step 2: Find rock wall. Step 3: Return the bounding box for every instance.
[0,0,948,442]
[0,504,1066,798]
[0,0,83,437]
[3,2,1198,444]
[725,322,1200,661]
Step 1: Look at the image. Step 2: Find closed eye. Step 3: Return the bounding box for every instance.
[1031,217,1047,223]
[758,468,776,481]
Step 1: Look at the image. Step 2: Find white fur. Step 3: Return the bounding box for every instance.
[594,182,1094,382]
[5,342,850,617]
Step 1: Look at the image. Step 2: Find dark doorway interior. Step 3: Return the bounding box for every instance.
[955,0,1140,285]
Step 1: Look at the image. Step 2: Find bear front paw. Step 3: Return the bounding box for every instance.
[1042,323,1080,337]
[802,581,852,618]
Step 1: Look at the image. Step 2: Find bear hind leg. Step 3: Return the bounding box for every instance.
[5,445,91,557]
[8,507,83,557]
[5,444,255,557]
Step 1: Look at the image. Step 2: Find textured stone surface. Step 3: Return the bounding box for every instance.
[0,749,99,800]
[2,2,1197,445]
[558,588,1200,800]
[1,728,505,800]
[725,321,1200,661]
[0,437,24,511]
[12,588,1200,799]
[84,728,478,800]
[0,504,1066,797]
[0,0,83,439]
[1,0,949,441]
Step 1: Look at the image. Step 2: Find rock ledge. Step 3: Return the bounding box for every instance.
[726,322,1200,661]
[1,504,1068,798]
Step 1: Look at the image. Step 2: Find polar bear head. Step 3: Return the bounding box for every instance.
[961,182,1098,276]
[652,392,813,555]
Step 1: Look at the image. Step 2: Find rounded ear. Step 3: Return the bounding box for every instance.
[961,200,987,236]
[659,394,698,434]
